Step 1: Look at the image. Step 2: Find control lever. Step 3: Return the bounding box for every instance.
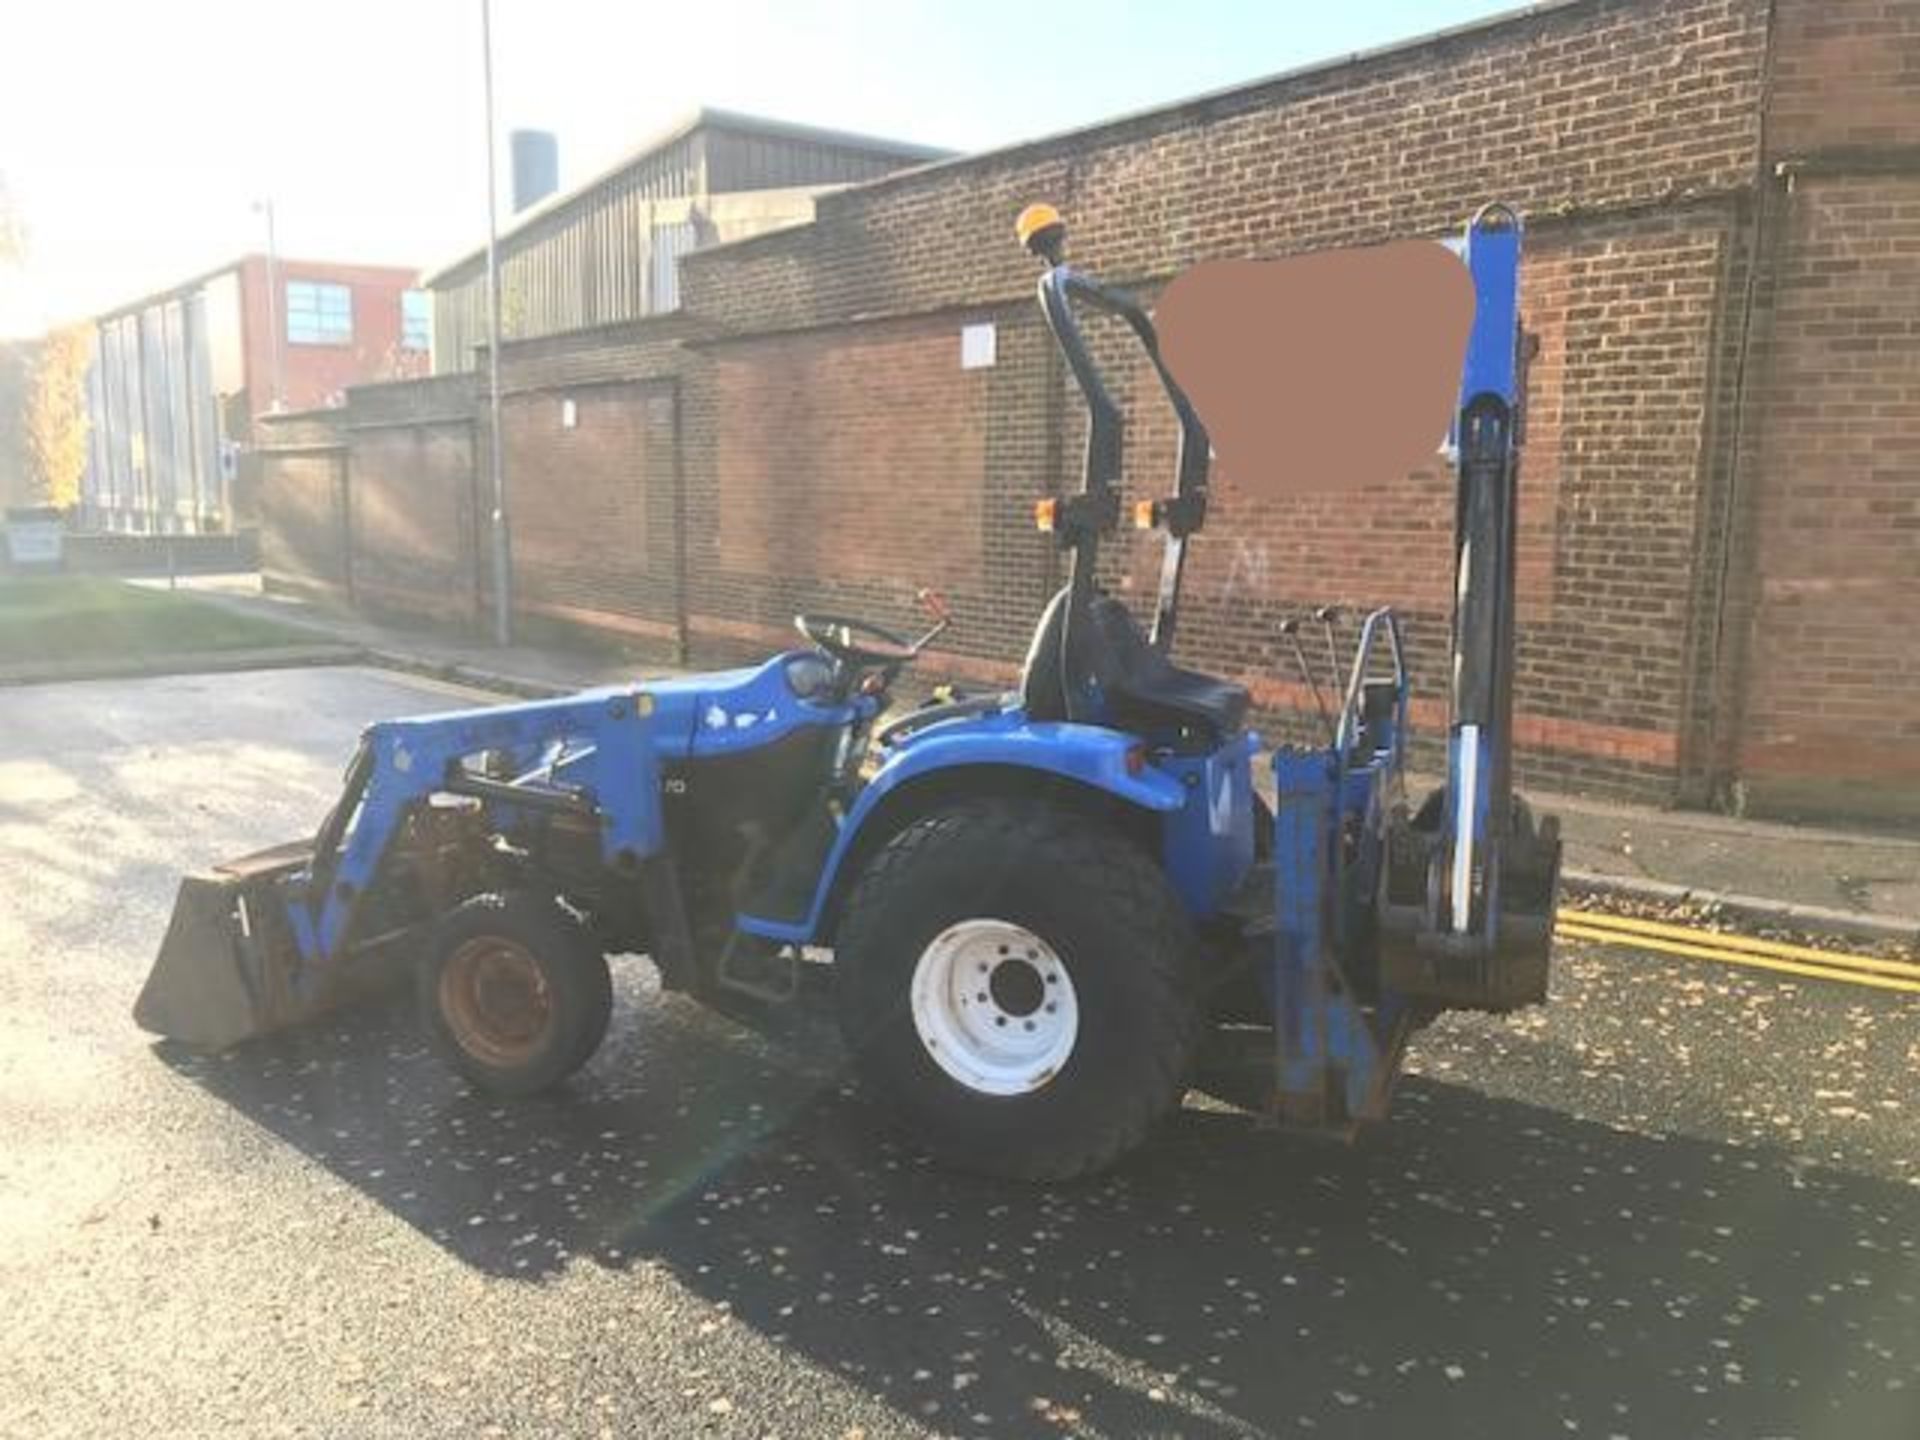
[910,588,953,654]
[1280,617,1336,744]
[1313,604,1345,707]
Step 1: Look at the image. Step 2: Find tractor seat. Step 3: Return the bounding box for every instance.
[1021,587,1250,745]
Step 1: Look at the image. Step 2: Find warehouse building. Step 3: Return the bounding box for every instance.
[420,108,950,366]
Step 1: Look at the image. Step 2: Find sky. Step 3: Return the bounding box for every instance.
[0,0,1518,337]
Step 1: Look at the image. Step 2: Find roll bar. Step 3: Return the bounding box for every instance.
[1031,260,1211,650]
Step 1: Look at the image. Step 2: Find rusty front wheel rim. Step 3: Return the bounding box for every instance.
[438,937,553,1068]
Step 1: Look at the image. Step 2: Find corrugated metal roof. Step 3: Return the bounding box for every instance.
[419,107,953,287]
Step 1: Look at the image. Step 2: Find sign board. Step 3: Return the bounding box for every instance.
[4,517,65,567]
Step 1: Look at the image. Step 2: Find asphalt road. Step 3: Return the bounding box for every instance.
[2,666,1916,1439]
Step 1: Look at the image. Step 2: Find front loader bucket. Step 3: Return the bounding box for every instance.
[135,841,364,1050]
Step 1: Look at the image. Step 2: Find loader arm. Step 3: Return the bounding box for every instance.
[295,688,667,963]
[136,686,678,1049]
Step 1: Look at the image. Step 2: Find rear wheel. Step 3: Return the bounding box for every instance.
[418,891,612,1097]
[835,799,1201,1181]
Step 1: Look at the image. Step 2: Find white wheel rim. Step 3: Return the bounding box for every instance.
[909,919,1079,1096]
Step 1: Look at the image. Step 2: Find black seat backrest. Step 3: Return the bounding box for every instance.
[1019,586,1146,722]
[1020,586,1250,746]
[1020,586,1075,723]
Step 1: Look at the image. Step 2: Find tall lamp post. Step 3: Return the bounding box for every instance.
[251,198,285,412]
[481,0,512,646]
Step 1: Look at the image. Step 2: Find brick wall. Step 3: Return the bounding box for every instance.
[256,379,482,623]
[345,423,479,623]
[256,411,350,601]
[502,380,681,647]
[248,0,1919,819]
[671,0,1775,798]
[680,308,1058,673]
[257,335,694,655]
[1724,172,1920,820]
[1694,0,1920,821]
[1768,0,1920,155]
[257,447,348,600]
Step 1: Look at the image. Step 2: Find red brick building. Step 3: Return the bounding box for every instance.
[236,255,427,415]
[255,0,1920,823]
[82,255,424,532]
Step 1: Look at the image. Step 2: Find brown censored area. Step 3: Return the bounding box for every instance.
[1156,244,1476,496]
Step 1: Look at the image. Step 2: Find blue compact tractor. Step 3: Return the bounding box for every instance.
[138,205,1560,1180]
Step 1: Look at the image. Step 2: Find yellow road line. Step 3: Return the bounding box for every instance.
[1556,921,1920,996]
[1559,907,1920,982]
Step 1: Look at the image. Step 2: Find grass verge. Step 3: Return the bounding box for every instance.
[0,576,311,667]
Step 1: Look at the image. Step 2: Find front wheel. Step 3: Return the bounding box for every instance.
[418,891,613,1097]
[835,799,1202,1181]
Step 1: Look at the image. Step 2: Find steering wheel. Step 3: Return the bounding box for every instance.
[795,613,919,668]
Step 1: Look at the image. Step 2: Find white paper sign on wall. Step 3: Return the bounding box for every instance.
[960,323,997,370]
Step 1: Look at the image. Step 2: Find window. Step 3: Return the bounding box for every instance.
[286,280,352,345]
[401,290,431,352]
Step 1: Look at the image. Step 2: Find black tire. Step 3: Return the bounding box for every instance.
[418,891,612,1097]
[835,798,1202,1182]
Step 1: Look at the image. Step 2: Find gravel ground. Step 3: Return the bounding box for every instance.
[2,667,1916,1439]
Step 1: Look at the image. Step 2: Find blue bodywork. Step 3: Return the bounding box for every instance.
[1459,219,1521,410]
[285,650,1253,968]
[1444,208,1526,949]
[1272,748,1410,1124]
[1269,604,1414,1125]
[292,654,860,968]
[735,707,1254,944]
[1156,734,1260,917]
[294,687,668,964]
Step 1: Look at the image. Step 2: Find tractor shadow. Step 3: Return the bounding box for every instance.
[164,970,1920,1440]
